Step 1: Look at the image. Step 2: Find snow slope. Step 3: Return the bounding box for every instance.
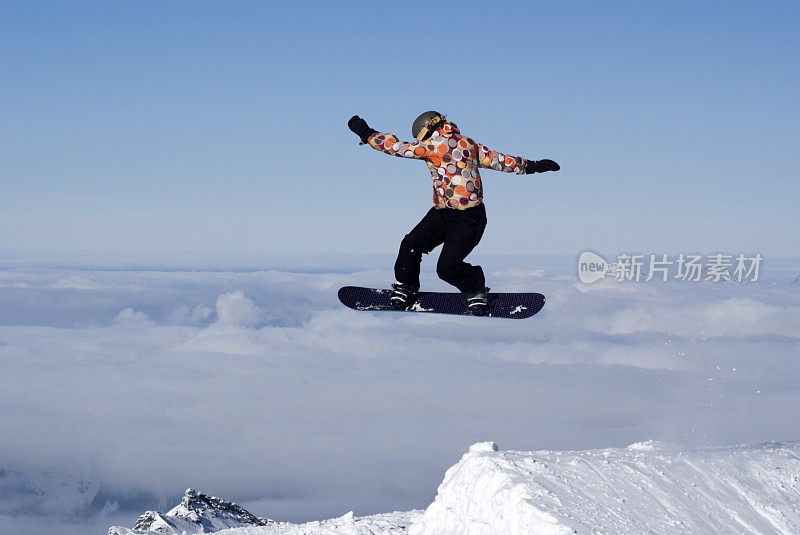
[411,441,800,535]
[111,441,800,535]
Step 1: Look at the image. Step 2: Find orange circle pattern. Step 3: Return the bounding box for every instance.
[368,121,526,209]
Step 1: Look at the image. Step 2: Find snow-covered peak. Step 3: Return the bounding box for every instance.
[166,488,269,525]
[108,488,273,534]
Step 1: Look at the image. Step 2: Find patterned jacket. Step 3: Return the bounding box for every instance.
[367,121,527,209]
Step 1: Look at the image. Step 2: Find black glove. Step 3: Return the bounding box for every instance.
[524,159,560,174]
[348,115,378,144]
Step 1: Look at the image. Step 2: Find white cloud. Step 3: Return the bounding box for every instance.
[168,304,214,326]
[215,290,262,327]
[115,308,152,325]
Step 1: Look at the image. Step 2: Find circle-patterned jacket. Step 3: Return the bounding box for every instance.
[367,121,527,210]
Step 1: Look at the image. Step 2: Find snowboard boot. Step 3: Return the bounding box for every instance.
[465,287,491,316]
[390,282,419,310]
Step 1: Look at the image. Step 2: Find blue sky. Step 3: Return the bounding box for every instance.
[1,1,798,255]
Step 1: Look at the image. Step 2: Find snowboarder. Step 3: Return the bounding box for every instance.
[347,111,559,316]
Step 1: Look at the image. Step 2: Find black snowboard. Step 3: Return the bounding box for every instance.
[337,286,545,319]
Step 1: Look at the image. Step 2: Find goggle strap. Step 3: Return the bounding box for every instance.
[416,115,444,141]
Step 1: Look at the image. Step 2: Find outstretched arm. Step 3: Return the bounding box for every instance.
[477,142,560,174]
[477,142,526,174]
[347,115,432,160]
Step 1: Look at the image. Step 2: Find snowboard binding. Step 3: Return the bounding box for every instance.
[465,287,491,316]
[389,282,419,310]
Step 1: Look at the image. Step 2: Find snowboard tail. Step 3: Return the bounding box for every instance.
[337,286,545,319]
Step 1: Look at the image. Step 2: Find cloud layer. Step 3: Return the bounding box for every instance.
[0,255,798,534]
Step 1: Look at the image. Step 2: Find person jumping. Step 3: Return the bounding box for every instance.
[347,111,559,316]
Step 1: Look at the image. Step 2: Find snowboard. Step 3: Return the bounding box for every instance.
[337,286,545,319]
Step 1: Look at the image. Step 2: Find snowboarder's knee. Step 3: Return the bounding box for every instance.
[436,259,458,282]
[399,234,420,255]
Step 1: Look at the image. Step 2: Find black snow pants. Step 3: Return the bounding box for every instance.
[394,204,487,293]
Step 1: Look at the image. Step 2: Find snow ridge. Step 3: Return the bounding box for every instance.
[411,441,800,535]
